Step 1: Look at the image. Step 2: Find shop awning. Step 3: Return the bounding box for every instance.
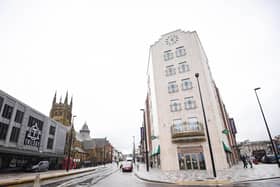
[223,141,232,153]
[151,145,160,156]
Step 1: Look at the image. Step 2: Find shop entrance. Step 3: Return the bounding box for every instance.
[177,146,206,170]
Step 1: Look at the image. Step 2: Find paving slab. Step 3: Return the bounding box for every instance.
[134,162,280,185]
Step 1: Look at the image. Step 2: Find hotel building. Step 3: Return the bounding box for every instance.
[145,30,238,171]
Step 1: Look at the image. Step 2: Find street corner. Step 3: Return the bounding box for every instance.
[176,179,232,186]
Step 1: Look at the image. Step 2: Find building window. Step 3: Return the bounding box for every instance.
[49,126,56,135]
[170,99,181,112]
[47,138,54,149]
[28,116,43,129]
[173,119,183,132]
[176,46,186,57]
[14,110,24,124]
[10,127,20,142]
[181,78,192,90]
[184,96,196,110]
[188,117,199,130]
[165,65,176,76]
[0,122,9,140]
[168,81,178,93]
[178,61,189,73]
[0,96,3,113]
[2,104,14,120]
[163,50,174,61]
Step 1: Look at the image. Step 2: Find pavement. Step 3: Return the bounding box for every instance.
[0,164,115,186]
[134,162,280,185]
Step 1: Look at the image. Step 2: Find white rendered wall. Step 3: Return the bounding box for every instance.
[147,30,229,171]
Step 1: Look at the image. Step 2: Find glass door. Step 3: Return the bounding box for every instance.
[178,152,206,170]
[191,154,198,169]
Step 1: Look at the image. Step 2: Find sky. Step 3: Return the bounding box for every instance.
[1,0,280,154]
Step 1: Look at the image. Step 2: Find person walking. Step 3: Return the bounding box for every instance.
[241,155,248,168]
[247,155,254,168]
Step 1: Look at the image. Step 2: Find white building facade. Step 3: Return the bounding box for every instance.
[146,30,235,171]
[0,89,67,170]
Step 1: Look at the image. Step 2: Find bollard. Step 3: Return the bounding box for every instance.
[33,174,40,187]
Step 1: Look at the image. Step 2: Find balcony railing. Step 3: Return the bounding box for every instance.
[171,122,206,142]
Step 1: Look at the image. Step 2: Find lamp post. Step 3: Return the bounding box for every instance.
[254,87,280,167]
[66,115,76,172]
[140,109,149,172]
[133,136,136,164]
[195,73,217,178]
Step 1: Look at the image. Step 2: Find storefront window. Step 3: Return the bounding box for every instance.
[177,151,206,170]
[198,152,206,169]
[178,153,185,170]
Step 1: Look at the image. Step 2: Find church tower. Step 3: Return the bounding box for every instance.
[79,122,91,140]
[49,91,73,126]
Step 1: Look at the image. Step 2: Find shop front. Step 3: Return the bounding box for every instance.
[177,146,206,170]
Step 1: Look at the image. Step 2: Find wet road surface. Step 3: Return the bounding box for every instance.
[90,170,280,187]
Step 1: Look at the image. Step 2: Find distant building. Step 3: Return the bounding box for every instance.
[238,140,275,157]
[49,91,72,127]
[49,91,88,168]
[145,30,238,171]
[49,91,116,168]
[0,90,67,170]
[76,122,91,141]
[83,138,113,165]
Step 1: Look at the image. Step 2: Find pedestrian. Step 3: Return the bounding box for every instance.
[247,155,254,168]
[150,161,153,168]
[241,155,248,168]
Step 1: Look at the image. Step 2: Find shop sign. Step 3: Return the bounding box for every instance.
[24,123,42,147]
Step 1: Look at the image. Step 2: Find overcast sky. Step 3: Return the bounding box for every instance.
[1,0,280,154]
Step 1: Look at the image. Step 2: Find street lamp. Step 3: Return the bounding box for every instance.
[66,115,76,172]
[140,109,149,172]
[195,73,217,178]
[254,87,280,167]
[133,136,136,164]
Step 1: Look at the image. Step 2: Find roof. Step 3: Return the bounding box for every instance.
[80,122,90,132]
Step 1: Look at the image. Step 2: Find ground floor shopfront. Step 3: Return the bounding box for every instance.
[177,146,206,170]
[155,144,236,171]
[0,147,64,171]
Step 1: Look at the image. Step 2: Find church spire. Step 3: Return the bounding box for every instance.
[52,91,57,105]
[70,96,73,109]
[64,91,68,104]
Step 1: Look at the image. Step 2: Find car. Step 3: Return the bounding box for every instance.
[122,161,133,172]
[25,161,49,172]
[261,154,280,164]
[9,159,17,168]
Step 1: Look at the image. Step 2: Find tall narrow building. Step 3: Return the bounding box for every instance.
[146,30,238,171]
[49,91,73,126]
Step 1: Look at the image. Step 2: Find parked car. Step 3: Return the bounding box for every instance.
[261,154,280,164]
[25,161,49,172]
[122,161,133,172]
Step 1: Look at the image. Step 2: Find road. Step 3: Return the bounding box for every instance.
[230,178,280,187]
[72,170,280,187]
[4,166,280,187]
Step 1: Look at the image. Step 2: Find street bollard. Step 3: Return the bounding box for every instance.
[33,174,40,187]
